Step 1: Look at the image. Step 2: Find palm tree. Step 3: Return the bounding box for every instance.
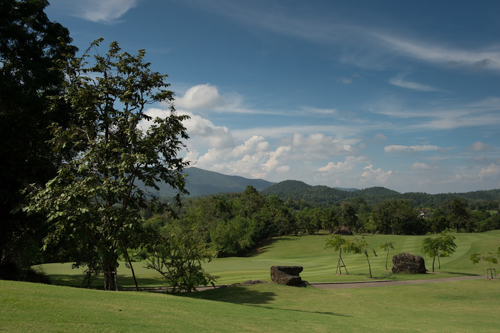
[379,241,396,270]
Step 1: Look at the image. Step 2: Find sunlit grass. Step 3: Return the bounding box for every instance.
[2,278,499,332]
[36,230,500,287]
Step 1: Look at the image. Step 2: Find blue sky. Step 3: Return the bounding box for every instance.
[46,0,500,194]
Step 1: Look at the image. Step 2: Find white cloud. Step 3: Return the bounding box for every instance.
[360,165,394,185]
[389,76,441,92]
[468,141,495,152]
[301,106,338,115]
[375,33,500,72]
[175,84,224,110]
[373,133,387,143]
[412,162,434,170]
[182,112,235,149]
[53,0,140,23]
[384,145,440,153]
[318,156,366,173]
[139,108,235,150]
[479,163,500,179]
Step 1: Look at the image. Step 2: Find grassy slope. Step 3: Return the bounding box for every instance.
[3,230,500,332]
[1,279,499,332]
[38,230,500,287]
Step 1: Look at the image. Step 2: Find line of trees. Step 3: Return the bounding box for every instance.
[142,187,499,260]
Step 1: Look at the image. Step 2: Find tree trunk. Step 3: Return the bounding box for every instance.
[103,259,118,291]
[365,253,372,278]
[122,244,139,291]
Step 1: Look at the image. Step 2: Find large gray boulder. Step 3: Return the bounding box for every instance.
[270,266,303,286]
[392,253,427,274]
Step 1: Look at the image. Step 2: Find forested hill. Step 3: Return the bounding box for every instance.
[261,180,500,208]
[144,167,275,197]
[147,168,499,207]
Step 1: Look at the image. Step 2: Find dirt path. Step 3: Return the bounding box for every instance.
[310,275,486,289]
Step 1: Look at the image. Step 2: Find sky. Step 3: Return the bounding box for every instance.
[45,0,500,194]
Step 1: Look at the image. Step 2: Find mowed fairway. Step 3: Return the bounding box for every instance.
[1,278,499,332]
[2,230,499,332]
[38,230,500,286]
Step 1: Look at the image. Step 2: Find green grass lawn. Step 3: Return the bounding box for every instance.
[36,230,500,287]
[3,230,499,332]
[1,278,499,332]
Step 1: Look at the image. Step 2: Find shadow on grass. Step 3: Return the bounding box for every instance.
[184,286,276,305]
[184,285,352,317]
[252,305,353,317]
[439,271,481,277]
[244,237,299,257]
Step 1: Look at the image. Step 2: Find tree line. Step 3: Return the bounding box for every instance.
[142,187,500,259]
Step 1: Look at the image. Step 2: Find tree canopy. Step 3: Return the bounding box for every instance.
[0,0,75,279]
[24,39,189,290]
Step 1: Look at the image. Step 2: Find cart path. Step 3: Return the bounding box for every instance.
[310,275,486,289]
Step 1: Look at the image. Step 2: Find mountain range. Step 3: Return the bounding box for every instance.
[148,167,499,207]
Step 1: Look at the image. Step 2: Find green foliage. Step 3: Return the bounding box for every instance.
[422,232,457,272]
[0,0,75,279]
[145,221,218,293]
[379,241,396,270]
[210,216,255,257]
[325,235,350,274]
[372,200,424,235]
[469,248,499,278]
[23,39,189,290]
[344,237,377,278]
[340,203,358,232]
[447,198,473,232]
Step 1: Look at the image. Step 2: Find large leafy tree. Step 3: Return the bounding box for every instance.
[372,200,424,235]
[0,0,75,278]
[447,198,472,232]
[25,39,189,290]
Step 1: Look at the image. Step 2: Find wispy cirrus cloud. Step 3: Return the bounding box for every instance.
[186,1,500,73]
[50,0,140,23]
[389,74,442,92]
[384,145,440,153]
[372,96,500,130]
[374,33,500,72]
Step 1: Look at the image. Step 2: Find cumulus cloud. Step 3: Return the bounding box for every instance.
[360,165,394,185]
[479,163,500,179]
[194,138,290,180]
[384,145,440,153]
[467,141,495,152]
[52,0,140,23]
[290,133,359,159]
[318,156,366,173]
[412,162,434,170]
[138,108,235,151]
[175,84,224,110]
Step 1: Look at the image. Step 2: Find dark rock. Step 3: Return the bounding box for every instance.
[270,266,303,286]
[392,253,427,274]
